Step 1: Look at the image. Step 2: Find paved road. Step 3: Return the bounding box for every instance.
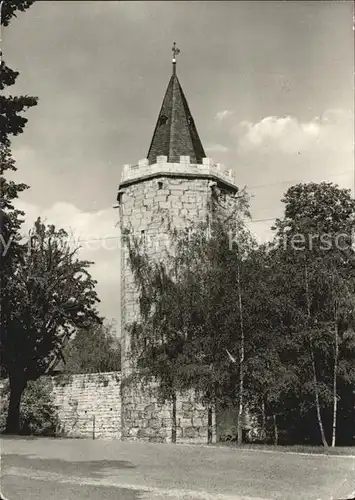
[1,438,354,500]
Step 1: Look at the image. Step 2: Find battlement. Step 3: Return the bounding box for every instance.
[120,156,236,188]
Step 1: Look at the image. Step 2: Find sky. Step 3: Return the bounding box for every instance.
[3,0,354,328]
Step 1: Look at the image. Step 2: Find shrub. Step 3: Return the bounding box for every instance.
[0,379,10,433]
[0,377,59,436]
[20,378,59,436]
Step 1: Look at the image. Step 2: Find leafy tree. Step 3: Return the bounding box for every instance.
[241,246,300,443]
[168,191,255,444]
[272,182,355,446]
[224,183,355,446]
[63,321,121,374]
[1,218,101,433]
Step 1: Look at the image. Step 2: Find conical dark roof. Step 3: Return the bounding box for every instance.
[147,71,206,165]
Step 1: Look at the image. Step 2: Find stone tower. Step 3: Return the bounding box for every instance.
[117,47,239,442]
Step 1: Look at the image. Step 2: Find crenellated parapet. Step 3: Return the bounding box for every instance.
[120,156,237,190]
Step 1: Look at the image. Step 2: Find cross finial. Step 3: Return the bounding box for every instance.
[172,42,180,74]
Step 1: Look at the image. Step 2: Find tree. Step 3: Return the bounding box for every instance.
[63,321,121,374]
[173,192,254,444]
[173,220,242,443]
[241,246,301,444]
[272,182,355,446]
[1,218,101,433]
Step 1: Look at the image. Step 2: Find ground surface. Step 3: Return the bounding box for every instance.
[1,438,354,500]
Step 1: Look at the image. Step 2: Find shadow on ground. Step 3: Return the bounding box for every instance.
[2,477,142,500]
[3,454,136,478]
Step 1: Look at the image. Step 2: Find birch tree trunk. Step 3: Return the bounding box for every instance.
[261,399,266,442]
[304,261,329,447]
[309,342,328,447]
[171,391,177,444]
[331,302,339,447]
[207,406,213,444]
[273,414,278,446]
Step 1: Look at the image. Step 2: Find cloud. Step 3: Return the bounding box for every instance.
[237,109,354,154]
[230,108,354,238]
[205,144,229,154]
[215,110,234,122]
[16,201,118,242]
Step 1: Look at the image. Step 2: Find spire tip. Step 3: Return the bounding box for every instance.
[172,42,180,74]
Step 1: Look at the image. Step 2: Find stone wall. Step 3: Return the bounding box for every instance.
[52,372,121,439]
[52,372,215,443]
[176,392,216,444]
[1,373,259,442]
[121,381,215,444]
[0,372,216,442]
